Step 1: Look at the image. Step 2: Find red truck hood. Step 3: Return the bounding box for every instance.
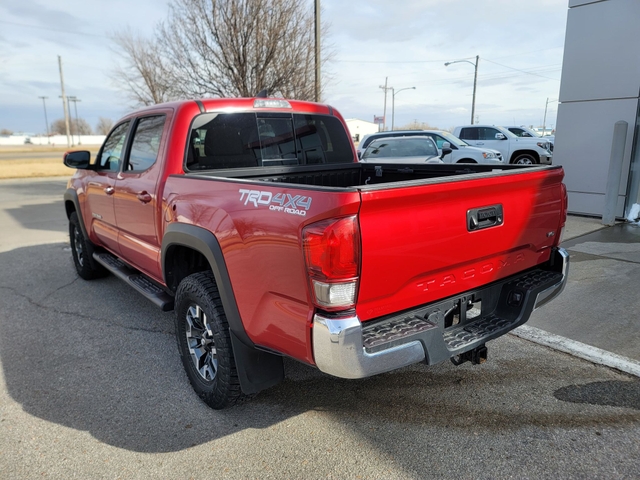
[355,167,565,321]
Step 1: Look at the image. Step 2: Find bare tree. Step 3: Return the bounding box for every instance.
[51,118,92,135]
[398,120,440,131]
[95,117,114,135]
[111,0,331,104]
[0,128,12,136]
[111,28,176,106]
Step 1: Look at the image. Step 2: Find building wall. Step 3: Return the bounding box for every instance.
[555,0,640,217]
[0,135,106,146]
[345,119,379,143]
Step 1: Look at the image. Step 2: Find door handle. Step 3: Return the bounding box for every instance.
[476,142,484,145]
[104,186,115,195]
[137,191,152,203]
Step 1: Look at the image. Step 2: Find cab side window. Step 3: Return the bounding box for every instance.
[479,127,500,140]
[95,122,130,172]
[126,115,166,172]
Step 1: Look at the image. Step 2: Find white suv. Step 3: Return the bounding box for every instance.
[357,130,503,164]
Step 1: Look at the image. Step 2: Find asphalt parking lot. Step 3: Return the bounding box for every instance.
[1,177,639,479]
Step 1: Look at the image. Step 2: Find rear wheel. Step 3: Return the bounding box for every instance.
[175,272,241,409]
[69,212,107,280]
[512,153,538,165]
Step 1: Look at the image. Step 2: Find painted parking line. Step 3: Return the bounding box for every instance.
[512,325,640,378]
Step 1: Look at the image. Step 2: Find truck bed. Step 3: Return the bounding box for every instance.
[184,162,557,191]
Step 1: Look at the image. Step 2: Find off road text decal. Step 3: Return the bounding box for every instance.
[239,189,312,217]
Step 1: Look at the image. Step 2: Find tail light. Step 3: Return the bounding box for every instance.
[302,216,360,310]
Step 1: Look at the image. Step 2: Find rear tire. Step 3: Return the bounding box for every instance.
[69,212,107,280]
[174,272,241,409]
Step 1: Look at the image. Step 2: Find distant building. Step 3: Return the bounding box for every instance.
[345,119,379,143]
[555,0,640,218]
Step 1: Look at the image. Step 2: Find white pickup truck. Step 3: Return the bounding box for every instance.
[453,125,553,165]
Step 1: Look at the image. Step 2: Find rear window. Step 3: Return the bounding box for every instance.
[185,112,353,170]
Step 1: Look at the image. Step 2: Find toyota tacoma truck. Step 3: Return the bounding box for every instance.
[63,97,569,409]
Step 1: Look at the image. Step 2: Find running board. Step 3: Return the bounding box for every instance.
[93,252,174,311]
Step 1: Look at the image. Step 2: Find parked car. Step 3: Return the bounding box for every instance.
[359,136,446,164]
[453,125,553,165]
[357,129,503,164]
[503,126,554,152]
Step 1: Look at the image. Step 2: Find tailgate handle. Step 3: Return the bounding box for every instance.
[467,205,503,231]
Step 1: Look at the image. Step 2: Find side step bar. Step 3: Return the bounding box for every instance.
[93,252,174,311]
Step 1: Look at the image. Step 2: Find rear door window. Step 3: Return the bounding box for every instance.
[459,128,478,140]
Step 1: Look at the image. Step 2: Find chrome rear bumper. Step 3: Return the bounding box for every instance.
[312,248,569,379]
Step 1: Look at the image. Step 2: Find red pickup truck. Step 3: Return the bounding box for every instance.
[63,97,569,409]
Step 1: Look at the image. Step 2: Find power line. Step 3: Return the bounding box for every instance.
[0,20,107,38]
[482,58,560,81]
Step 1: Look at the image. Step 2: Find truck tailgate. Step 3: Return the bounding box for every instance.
[356,167,565,321]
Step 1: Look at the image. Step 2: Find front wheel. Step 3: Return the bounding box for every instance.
[69,212,107,280]
[174,272,241,409]
[512,153,538,165]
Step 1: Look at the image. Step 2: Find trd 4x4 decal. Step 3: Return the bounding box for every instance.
[238,189,312,217]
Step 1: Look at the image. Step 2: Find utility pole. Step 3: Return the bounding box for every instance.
[379,77,391,131]
[314,0,321,103]
[58,55,71,147]
[68,96,82,145]
[38,96,50,144]
[542,97,557,136]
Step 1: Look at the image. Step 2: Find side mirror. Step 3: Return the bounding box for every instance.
[440,147,453,159]
[495,133,506,140]
[63,150,91,169]
[442,141,451,149]
[357,151,362,160]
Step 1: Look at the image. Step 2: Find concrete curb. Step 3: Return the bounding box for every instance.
[511,325,640,378]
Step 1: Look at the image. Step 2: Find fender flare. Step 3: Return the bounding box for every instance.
[63,189,89,239]
[161,223,284,394]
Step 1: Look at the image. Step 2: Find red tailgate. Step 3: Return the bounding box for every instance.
[355,168,565,321]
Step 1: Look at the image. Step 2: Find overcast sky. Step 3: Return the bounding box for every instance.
[0,0,568,134]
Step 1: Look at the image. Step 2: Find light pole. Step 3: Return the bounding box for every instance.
[391,86,416,130]
[379,77,390,131]
[542,97,558,136]
[444,55,479,124]
[38,96,50,144]
[68,96,82,145]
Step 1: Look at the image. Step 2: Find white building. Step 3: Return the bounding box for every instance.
[345,119,379,143]
[555,0,640,218]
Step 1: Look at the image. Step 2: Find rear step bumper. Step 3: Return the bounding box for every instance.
[312,247,569,379]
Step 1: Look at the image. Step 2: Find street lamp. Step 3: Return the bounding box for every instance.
[444,55,479,124]
[38,96,50,144]
[542,97,558,137]
[391,86,416,130]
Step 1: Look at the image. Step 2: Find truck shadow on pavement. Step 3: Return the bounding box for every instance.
[1,243,639,455]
